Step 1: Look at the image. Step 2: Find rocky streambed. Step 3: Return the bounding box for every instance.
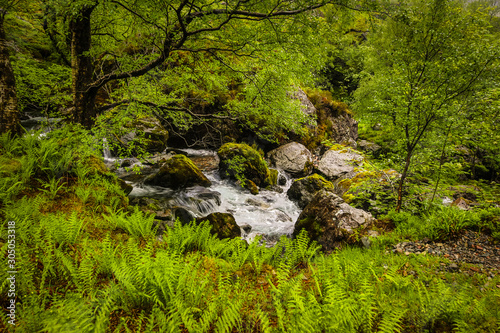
[106,141,382,248]
[393,230,500,276]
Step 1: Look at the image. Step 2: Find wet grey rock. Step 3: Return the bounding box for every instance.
[287,174,335,209]
[174,207,196,224]
[272,210,292,223]
[317,149,364,181]
[267,142,313,177]
[278,174,287,186]
[240,223,252,233]
[245,198,270,209]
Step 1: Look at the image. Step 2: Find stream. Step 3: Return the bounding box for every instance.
[109,148,301,243]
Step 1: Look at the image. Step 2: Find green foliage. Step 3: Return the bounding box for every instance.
[218,142,273,190]
[41,212,85,246]
[104,207,156,239]
[11,54,71,116]
[386,204,500,242]
[224,155,248,186]
[354,0,500,209]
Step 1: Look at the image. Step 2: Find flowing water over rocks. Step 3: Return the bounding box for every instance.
[113,148,301,244]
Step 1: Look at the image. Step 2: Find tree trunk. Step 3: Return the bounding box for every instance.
[396,150,413,212]
[70,5,98,128]
[0,10,20,135]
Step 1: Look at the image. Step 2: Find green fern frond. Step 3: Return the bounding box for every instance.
[378,307,407,333]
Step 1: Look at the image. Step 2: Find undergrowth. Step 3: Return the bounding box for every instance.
[0,127,499,332]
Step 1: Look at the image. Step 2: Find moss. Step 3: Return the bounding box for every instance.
[196,213,241,239]
[245,180,259,195]
[145,154,211,189]
[218,143,272,187]
[340,170,398,217]
[0,158,22,175]
[338,170,378,195]
[85,155,111,177]
[294,216,322,240]
[268,169,279,187]
[117,179,133,196]
[307,173,334,189]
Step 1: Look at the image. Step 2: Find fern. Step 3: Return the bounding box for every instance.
[93,285,119,333]
[42,212,85,246]
[378,307,407,333]
[103,206,156,238]
[38,176,66,200]
[41,294,95,333]
[254,306,272,333]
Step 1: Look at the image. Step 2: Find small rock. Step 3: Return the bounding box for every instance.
[361,236,371,249]
[240,223,252,233]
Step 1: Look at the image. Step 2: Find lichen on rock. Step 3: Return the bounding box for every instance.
[293,190,374,252]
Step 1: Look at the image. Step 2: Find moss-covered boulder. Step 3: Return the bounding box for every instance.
[144,154,211,189]
[293,190,374,252]
[287,174,335,208]
[196,212,241,239]
[338,169,399,218]
[217,143,275,192]
[85,155,111,176]
[118,116,169,155]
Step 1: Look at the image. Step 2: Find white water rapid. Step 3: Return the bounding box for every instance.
[116,148,302,243]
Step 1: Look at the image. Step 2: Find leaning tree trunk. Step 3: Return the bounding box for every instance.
[0,10,20,135]
[70,5,98,128]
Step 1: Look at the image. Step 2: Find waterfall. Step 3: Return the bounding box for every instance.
[102,138,113,161]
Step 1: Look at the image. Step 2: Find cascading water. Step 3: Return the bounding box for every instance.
[115,148,302,243]
[102,138,113,162]
[205,171,300,242]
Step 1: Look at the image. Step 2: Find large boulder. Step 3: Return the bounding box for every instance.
[287,174,335,209]
[218,143,275,193]
[329,113,358,148]
[293,190,374,252]
[267,142,313,177]
[293,88,317,117]
[118,116,169,155]
[317,148,364,181]
[196,212,241,239]
[144,154,211,189]
[337,169,400,218]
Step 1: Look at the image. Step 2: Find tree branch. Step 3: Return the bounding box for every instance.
[97,99,237,120]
